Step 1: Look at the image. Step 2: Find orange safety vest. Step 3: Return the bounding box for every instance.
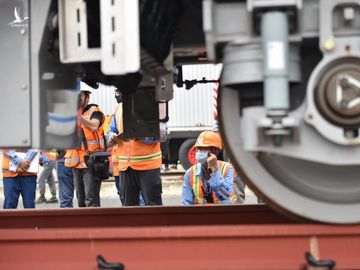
[113,103,162,171]
[103,114,112,136]
[42,150,57,161]
[117,140,162,171]
[2,151,37,178]
[65,105,105,169]
[111,144,120,177]
[189,161,237,204]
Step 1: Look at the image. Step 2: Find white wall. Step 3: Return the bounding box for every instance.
[89,84,117,115]
[169,63,222,128]
[89,64,223,127]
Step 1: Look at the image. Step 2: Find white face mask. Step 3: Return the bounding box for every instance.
[196,150,208,165]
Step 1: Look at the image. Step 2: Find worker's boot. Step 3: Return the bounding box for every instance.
[36,194,46,204]
[46,195,58,204]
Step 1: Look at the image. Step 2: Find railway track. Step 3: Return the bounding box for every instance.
[161,170,185,180]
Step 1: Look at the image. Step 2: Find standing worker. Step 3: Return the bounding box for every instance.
[107,89,162,206]
[36,150,58,204]
[64,81,106,207]
[2,149,38,209]
[182,131,237,205]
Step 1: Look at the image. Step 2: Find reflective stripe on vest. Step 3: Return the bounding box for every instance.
[118,151,162,162]
[190,161,235,204]
[64,150,87,169]
[64,150,81,168]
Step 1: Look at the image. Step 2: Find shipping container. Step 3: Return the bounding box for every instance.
[165,63,222,169]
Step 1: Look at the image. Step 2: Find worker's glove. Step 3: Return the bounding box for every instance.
[207,153,219,173]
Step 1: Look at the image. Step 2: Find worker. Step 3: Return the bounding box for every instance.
[182,131,237,205]
[64,81,106,207]
[2,149,38,209]
[106,89,162,206]
[36,150,58,204]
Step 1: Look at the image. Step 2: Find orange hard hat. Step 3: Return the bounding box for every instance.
[194,131,222,150]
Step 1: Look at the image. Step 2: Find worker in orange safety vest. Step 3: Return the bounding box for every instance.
[106,88,162,206]
[64,81,105,207]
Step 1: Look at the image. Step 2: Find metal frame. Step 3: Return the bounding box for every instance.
[0,0,31,147]
[305,0,360,145]
[58,0,140,75]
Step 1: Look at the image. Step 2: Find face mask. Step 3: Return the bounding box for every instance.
[196,150,208,165]
[115,95,123,103]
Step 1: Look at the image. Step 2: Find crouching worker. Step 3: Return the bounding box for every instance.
[182,131,236,205]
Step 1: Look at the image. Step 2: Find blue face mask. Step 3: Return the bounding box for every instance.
[196,150,208,165]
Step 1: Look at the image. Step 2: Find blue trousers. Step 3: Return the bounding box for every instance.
[57,161,74,208]
[3,175,37,209]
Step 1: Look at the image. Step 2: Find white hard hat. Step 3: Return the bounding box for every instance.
[80,81,94,93]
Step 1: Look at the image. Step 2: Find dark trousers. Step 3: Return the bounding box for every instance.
[116,175,145,205]
[3,175,37,209]
[57,162,74,208]
[115,175,121,197]
[120,168,162,206]
[73,167,101,207]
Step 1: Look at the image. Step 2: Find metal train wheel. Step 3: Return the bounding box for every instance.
[218,86,360,224]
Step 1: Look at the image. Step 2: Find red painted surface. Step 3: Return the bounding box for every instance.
[187,146,197,166]
[1,225,360,269]
[0,205,295,229]
[0,205,360,269]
